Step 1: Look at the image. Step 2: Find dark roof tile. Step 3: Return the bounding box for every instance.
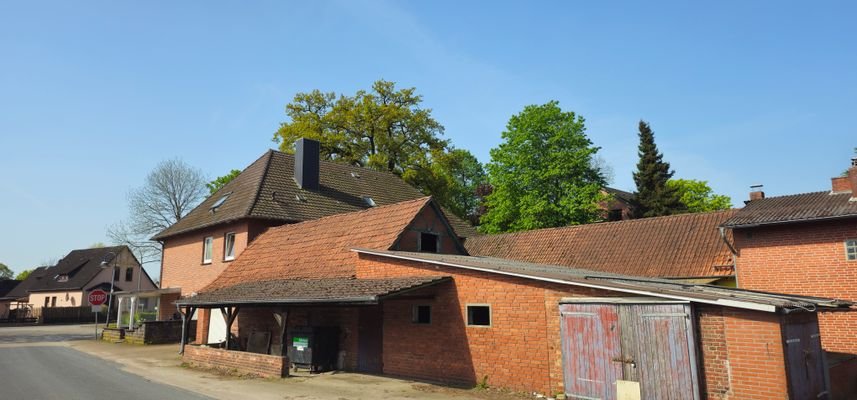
[721,191,857,228]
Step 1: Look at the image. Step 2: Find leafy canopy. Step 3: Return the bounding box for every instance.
[15,269,32,281]
[480,101,607,233]
[273,79,485,221]
[667,179,732,213]
[632,120,686,217]
[207,169,241,195]
[0,263,12,280]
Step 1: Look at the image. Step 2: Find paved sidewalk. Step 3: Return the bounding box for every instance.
[70,340,529,400]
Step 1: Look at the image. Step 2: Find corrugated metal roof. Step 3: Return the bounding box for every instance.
[721,191,857,228]
[176,276,449,306]
[354,249,853,312]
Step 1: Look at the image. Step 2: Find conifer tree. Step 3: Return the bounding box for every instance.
[632,120,685,217]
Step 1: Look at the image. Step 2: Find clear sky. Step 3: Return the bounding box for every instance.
[1,1,855,277]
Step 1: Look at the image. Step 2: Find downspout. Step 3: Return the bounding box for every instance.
[719,227,739,287]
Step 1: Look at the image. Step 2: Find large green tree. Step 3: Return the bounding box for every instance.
[0,263,12,279]
[480,101,607,233]
[667,179,732,212]
[632,121,686,217]
[273,80,485,220]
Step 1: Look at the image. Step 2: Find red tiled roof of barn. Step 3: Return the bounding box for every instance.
[465,210,738,279]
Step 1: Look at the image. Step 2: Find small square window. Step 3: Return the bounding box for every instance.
[419,232,439,253]
[467,305,491,327]
[846,239,857,261]
[224,232,236,261]
[412,305,431,324]
[203,236,214,264]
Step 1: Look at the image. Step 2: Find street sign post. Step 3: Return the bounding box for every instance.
[89,289,108,340]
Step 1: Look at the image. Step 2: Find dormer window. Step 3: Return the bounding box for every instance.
[419,232,439,253]
[56,275,69,283]
[210,192,231,212]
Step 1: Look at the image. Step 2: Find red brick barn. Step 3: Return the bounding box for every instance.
[175,197,850,400]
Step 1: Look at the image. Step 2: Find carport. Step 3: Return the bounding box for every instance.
[174,276,450,377]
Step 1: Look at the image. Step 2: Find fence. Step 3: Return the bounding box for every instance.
[38,306,115,324]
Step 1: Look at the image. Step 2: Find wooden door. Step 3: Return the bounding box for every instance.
[560,302,699,400]
[559,303,623,400]
[358,306,383,373]
[782,313,829,399]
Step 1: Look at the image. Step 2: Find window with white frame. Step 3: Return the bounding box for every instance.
[203,236,214,264]
[847,239,857,261]
[224,232,236,261]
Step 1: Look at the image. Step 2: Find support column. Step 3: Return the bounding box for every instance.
[129,296,137,329]
[115,297,124,329]
[179,306,195,355]
[221,306,240,350]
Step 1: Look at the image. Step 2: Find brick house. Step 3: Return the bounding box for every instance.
[721,158,857,355]
[465,209,739,286]
[175,197,850,400]
[153,139,476,344]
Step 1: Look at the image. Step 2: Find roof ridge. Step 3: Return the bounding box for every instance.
[246,149,276,217]
[474,209,738,239]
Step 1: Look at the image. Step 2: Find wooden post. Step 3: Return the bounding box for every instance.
[221,306,239,350]
[277,308,289,357]
[179,306,195,355]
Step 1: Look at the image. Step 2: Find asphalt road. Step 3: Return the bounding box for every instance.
[0,325,211,400]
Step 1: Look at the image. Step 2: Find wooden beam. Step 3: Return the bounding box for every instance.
[179,306,195,355]
[277,308,289,357]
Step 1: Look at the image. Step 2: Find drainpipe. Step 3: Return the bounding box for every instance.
[719,227,739,287]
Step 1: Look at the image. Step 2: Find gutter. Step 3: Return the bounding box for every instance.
[175,296,380,307]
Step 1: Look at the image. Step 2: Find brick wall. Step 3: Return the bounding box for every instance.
[182,345,288,378]
[696,306,730,399]
[722,309,788,399]
[734,219,857,353]
[161,221,250,294]
[358,253,623,395]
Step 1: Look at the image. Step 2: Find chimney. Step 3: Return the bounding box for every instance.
[749,184,765,201]
[294,138,320,190]
[831,157,857,194]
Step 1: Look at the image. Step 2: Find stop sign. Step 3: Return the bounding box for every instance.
[88,290,108,306]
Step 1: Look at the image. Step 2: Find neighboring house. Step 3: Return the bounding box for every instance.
[153,138,477,344]
[602,186,636,221]
[721,157,857,355]
[174,197,850,400]
[465,209,739,286]
[23,246,156,310]
[0,279,21,319]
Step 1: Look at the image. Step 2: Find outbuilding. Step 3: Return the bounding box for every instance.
[176,197,853,400]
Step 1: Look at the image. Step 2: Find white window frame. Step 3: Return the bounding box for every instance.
[202,236,214,264]
[466,304,492,327]
[224,232,236,261]
[846,239,857,261]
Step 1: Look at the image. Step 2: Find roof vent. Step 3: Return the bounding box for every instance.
[351,172,361,178]
[362,196,376,207]
[295,193,307,202]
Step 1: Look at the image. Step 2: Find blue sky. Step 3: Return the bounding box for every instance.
[1,1,855,276]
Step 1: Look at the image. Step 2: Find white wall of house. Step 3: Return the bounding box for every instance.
[28,291,84,308]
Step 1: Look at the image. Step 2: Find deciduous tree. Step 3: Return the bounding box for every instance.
[15,269,32,281]
[480,101,607,233]
[207,169,241,194]
[667,179,732,212]
[0,263,13,280]
[273,80,485,220]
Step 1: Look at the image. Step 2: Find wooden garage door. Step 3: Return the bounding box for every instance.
[560,302,700,400]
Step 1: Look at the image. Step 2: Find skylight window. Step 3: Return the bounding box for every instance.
[210,192,231,211]
[362,196,376,207]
